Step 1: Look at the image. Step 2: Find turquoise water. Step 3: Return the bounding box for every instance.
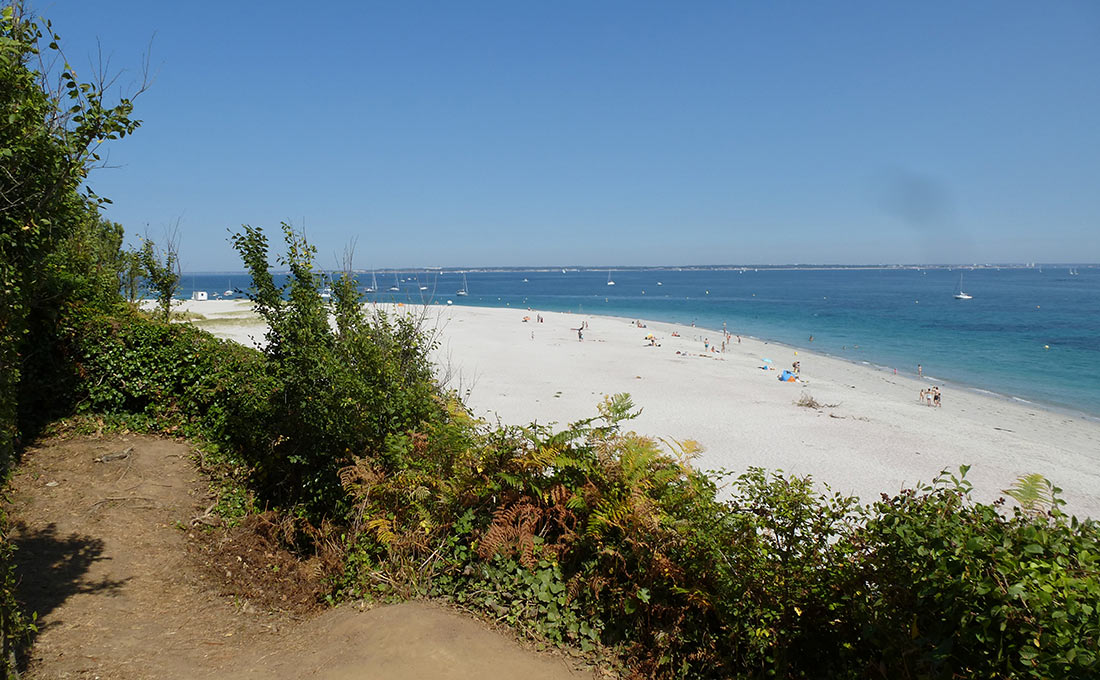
[183,267,1100,418]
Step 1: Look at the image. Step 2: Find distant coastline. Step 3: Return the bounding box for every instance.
[185,263,1097,275]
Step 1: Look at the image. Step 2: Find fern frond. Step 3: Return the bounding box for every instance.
[1003,473,1060,516]
[365,517,397,546]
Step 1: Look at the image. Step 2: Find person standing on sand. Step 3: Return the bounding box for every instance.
[918,364,923,378]
[577,328,583,341]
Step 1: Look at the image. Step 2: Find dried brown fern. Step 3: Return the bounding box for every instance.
[477,489,579,568]
[478,501,542,567]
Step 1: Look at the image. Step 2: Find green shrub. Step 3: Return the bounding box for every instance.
[230,223,446,514]
[56,305,271,446]
[858,468,1100,678]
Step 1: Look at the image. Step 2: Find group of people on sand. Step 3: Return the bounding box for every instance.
[919,386,942,408]
[701,329,738,354]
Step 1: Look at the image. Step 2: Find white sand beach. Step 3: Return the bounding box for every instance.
[175,299,1100,518]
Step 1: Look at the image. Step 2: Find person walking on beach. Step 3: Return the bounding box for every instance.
[918,364,923,378]
[577,328,583,341]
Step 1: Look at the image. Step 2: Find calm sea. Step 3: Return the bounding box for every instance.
[182,267,1100,419]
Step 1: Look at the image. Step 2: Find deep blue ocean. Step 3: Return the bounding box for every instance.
[182,267,1100,418]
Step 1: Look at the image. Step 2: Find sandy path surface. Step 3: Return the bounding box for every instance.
[182,299,1100,518]
[7,434,590,680]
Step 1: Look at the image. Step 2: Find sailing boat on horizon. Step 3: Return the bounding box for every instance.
[456,272,469,296]
[388,272,400,292]
[364,270,378,293]
[606,269,615,286]
[953,274,973,300]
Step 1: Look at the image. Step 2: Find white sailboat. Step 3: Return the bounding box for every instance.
[364,270,377,293]
[456,273,469,296]
[953,274,973,300]
[388,272,400,292]
[606,269,615,286]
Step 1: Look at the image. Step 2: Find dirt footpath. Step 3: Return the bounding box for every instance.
[7,435,592,680]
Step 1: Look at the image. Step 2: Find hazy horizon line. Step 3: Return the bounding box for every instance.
[179,263,1096,275]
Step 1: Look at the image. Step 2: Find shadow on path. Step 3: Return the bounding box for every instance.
[11,521,128,669]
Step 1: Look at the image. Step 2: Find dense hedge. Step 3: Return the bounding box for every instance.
[58,305,271,447]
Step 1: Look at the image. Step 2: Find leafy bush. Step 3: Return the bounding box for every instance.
[230,223,445,513]
[49,304,273,469]
[857,468,1100,678]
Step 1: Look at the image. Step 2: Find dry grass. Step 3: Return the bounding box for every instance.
[189,512,335,614]
[796,393,821,408]
[796,393,839,410]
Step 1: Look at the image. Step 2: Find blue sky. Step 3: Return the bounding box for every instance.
[39,1,1100,270]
